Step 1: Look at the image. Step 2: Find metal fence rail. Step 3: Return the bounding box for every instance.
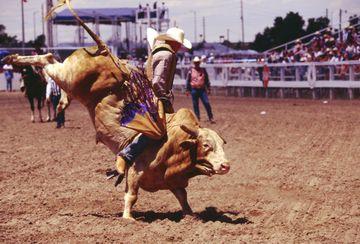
[173,61,360,99]
[174,61,360,87]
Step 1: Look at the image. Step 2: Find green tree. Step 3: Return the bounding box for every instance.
[306,17,330,34]
[251,13,331,52]
[26,34,46,49]
[0,24,19,47]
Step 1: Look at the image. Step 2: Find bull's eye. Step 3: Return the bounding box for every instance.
[203,143,213,152]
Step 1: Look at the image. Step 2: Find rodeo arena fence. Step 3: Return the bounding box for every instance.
[173,61,360,99]
[1,47,360,99]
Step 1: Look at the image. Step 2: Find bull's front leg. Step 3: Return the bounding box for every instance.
[123,167,140,220]
[170,188,193,216]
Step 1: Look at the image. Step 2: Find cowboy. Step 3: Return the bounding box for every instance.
[186,56,214,123]
[112,27,192,184]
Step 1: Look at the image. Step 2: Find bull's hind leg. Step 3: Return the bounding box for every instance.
[3,53,70,94]
[2,53,57,68]
[123,167,140,220]
[170,188,193,216]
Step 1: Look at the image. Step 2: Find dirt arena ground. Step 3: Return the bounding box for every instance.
[0,92,359,243]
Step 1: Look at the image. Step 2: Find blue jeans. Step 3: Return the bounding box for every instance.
[119,134,155,164]
[6,78,12,92]
[191,88,213,120]
[51,95,65,127]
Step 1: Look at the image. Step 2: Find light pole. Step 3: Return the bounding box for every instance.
[33,11,38,40]
[191,10,197,43]
[41,4,45,35]
[46,0,54,48]
[21,0,25,54]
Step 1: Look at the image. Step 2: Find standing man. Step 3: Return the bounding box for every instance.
[45,73,65,128]
[110,27,192,184]
[186,56,214,123]
[3,63,14,92]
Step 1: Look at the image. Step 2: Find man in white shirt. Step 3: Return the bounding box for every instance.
[45,74,65,128]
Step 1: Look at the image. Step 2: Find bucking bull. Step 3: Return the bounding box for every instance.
[2,0,230,220]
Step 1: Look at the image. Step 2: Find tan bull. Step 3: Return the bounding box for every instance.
[2,0,230,220]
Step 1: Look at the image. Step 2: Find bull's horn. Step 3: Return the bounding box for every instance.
[180,124,198,138]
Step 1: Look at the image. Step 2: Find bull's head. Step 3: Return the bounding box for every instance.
[180,125,230,176]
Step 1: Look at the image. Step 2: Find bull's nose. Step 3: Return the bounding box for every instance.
[221,163,230,172]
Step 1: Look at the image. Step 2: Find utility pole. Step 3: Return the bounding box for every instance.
[41,4,45,35]
[202,16,206,42]
[192,11,197,43]
[46,0,54,48]
[227,28,230,41]
[33,11,37,40]
[240,0,245,45]
[326,8,328,19]
[21,0,25,54]
[339,9,342,42]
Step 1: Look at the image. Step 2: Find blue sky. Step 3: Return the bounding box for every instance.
[0,0,359,44]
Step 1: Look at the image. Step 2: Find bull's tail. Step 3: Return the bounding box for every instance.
[47,0,108,56]
[46,0,128,74]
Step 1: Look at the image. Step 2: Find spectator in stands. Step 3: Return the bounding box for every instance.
[269,26,359,64]
[3,63,13,92]
[186,56,215,123]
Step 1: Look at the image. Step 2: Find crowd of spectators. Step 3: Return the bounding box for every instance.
[266,26,360,63]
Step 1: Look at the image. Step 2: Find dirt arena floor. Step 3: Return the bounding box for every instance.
[0,92,359,243]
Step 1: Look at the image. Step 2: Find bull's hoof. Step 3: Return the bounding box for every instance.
[122,215,135,221]
[105,169,124,187]
[1,54,18,64]
[114,174,124,187]
[181,214,199,221]
[106,169,119,179]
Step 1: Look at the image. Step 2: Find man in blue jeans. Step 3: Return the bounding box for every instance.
[46,74,65,128]
[186,56,214,123]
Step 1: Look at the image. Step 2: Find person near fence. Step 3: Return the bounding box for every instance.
[186,56,215,123]
[3,64,14,92]
[45,74,65,128]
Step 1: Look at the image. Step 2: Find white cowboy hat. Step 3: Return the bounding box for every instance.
[193,56,201,62]
[147,27,159,50]
[156,27,192,49]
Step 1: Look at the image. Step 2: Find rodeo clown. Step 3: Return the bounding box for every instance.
[111,27,192,185]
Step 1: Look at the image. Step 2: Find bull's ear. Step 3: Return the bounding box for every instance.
[179,139,198,150]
